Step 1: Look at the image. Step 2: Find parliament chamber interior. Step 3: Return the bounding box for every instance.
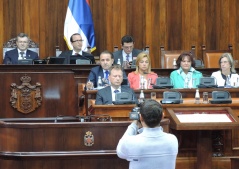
[0,0,239,169]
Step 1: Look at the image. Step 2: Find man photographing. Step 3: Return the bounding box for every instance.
[117,99,178,169]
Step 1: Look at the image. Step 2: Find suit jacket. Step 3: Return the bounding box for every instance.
[211,70,239,87]
[3,48,39,64]
[59,50,95,64]
[87,65,128,88]
[95,85,137,105]
[113,49,142,65]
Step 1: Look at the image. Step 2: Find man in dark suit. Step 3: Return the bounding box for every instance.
[86,50,127,89]
[59,33,95,64]
[95,64,136,105]
[3,33,39,64]
[113,35,142,67]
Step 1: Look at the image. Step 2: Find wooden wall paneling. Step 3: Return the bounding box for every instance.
[158,0,167,68]
[91,0,105,54]
[166,0,182,50]
[56,0,68,55]
[111,0,121,50]
[39,0,48,59]
[0,0,3,60]
[197,0,206,61]
[48,0,59,58]
[105,0,113,52]
[30,0,40,52]
[205,0,217,49]
[145,0,154,67]
[229,0,236,59]
[127,0,144,50]
[120,0,127,46]
[182,0,198,58]
[236,1,239,61]
[2,0,239,69]
[218,0,230,50]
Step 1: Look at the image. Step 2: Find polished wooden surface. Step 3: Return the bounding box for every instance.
[0,117,169,169]
[92,104,135,121]
[0,66,78,118]
[166,107,239,169]
[84,88,239,115]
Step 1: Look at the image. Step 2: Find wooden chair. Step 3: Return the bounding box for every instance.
[160,46,196,68]
[3,37,39,59]
[202,44,233,68]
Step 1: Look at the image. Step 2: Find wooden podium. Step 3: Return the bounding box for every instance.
[166,107,239,169]
[0,117,170,169]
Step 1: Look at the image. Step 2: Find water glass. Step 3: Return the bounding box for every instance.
[151,92,156,100]
[203,92,209,104]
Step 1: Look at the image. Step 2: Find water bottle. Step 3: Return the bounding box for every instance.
[145,46,149,54]
[139,90,145,104]
[195,89,200,104]
[148,78,152,89]
[173,58,177,68]
[117,58,121,65]
[87,46,91,54]
[97,76,103,88]
[140,76,145,89]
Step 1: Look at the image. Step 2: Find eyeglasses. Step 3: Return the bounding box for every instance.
[123,46,133,49]
[72,39,84,43]
[220,61,229,64]
[17,41,28,44]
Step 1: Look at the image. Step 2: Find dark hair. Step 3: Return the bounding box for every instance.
[70,33,81,42]
[16,33,29,41]
[100,50,114,59]
[121,35,134,45]
[176,52,195,68]
[109,64,123,75]
[140,99,162,128]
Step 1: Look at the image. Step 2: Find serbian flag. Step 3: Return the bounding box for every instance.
[64,0,96,52]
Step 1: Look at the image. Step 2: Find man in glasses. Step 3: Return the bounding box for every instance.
[113,35,142,68]
[3,33,39,64]
[59,33,95,64]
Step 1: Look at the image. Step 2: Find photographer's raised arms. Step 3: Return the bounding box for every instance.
[117,99,178,169]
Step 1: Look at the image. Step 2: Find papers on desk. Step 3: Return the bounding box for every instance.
[176,113,232,123]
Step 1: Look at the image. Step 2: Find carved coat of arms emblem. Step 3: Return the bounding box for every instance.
[10,75,42,114]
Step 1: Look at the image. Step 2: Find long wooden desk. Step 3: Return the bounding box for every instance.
[84,88,239,115]
[0,117,169,169]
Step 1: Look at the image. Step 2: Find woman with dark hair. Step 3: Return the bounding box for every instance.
[170,52,202,88]
[211,53,239,87]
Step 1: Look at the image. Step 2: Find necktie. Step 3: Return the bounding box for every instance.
[20,52,24,59]
[75,53,80,55]
[114,90,119,93]
[105,70,109,79]
[126,54,130,62]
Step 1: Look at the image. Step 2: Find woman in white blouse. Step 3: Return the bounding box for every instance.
[211,53,239,87]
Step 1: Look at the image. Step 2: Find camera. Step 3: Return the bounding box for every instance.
[129,107,140,120]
